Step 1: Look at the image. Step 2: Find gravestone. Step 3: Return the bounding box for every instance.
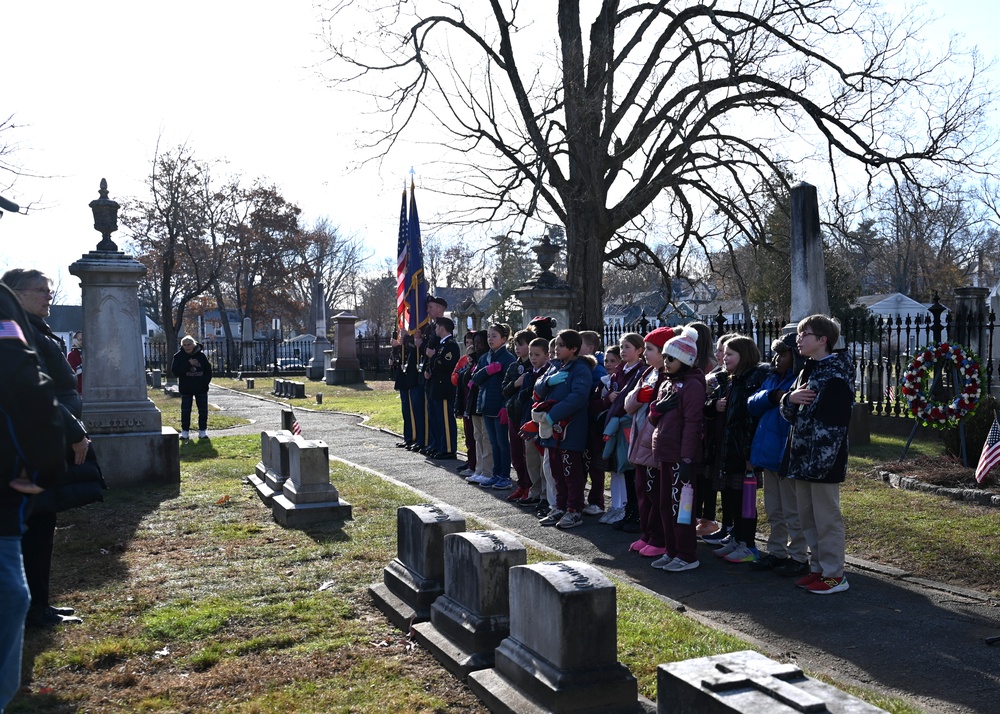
[468,560,647,714]
[326,311,365,385]
[657,650,887,713]
[369,503,466,631]
[270,438,352,526]
[787,181,830,328]
[412,530,527,679]
[247,429,295,505]
[308,279,330,381]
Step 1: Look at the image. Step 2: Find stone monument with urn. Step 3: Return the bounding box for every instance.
[68,179,180,486]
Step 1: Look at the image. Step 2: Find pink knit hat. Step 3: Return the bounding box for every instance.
[664,326,699,367]
[643,327,675,351]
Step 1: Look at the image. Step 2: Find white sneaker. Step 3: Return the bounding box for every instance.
[459,468,474,477]
[664,558,700,572]
[467,472,490,484]
[713,539,741,558]
[599,506,626,524]
[651,554,675,569]
[180,430,189,440]
[581,504,604,516]
[198,430,208,439]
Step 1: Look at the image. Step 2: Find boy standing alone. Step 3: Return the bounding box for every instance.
[779,315,854,595]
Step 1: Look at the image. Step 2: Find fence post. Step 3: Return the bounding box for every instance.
[928,292,946,344]
[714,307,727,339]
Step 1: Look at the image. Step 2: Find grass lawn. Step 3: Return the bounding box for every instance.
[12,434,923,714]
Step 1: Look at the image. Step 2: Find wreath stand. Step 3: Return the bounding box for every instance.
[899,358,969,466]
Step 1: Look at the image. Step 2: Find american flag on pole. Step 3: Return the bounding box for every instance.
[396,187,409,332]
[404,176,428,335]
[292,418,302,436]
[975,411,1000,484]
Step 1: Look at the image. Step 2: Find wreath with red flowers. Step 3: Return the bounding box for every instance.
[900,342,982,429]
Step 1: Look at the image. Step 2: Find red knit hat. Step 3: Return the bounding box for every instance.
[643,327,675,351]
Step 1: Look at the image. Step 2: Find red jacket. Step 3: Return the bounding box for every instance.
[650,367,706,465]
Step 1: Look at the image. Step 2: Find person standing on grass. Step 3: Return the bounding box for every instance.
[748,333,809,577]
[171,335,213,440]
[0,280,66,713]
[780,315,854,595]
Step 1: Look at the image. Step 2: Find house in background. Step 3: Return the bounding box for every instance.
[855,293,936,321]
[47,304,83,351]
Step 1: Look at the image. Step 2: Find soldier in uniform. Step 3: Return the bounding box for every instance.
[0,280,66,712]
[393,331,424,450]
[415,295,448,454]
[425,317,460,459]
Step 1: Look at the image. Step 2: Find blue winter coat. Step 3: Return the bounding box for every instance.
[473,347,515,417]
[533,356,595,452]
[747,369,798,472]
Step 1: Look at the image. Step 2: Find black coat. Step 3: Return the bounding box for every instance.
[718,364,769,475]
[171,346,213,395]
[427,336,460,401]
[0,284,66,536]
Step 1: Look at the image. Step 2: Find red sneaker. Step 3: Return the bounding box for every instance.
[795,572,823,589]
[806,575,850,595]
[506,487,528,502]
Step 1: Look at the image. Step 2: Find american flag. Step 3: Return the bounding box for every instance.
[975,411,1000,484]
[404,177,428,334]
[292,419,302,436]
[0,320,26,344]
[396,188,408,332]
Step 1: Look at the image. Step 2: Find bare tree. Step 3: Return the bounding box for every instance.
[320,0,995,327]
[291,218,371,330]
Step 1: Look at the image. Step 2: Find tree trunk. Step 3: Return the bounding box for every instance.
[564,201,608,330]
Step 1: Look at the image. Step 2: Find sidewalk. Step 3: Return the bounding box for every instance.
[208,386,1000,714]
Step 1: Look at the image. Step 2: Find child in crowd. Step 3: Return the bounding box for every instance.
[604,345,622,373]
[599,333,646,525]
[465,331,493,484]
[749,333,809,576]
[700,333,740,543]
[516,337,553,509]
[648,326,706,572]
[579,330,608,517]
[712,336,768,564]
[533,329,595,529]
[623,327,673,551]
[472,324,516,489]
[780,315,854,595]
[454,330,477,476]
[502,330,535,502]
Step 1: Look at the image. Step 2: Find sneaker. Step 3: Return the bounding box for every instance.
[557,510,584,529]
[180,430,190,440]
[639,544,667,558]
[701,526,731,545]
[713,539,741,558]
[539,509,565,527]
[506,487,528,502]
[534,504,551,518]
[459,468,474,477]
[491,477,514,490]
[480,475,502,488]
[651,554,676,569]
[775,559,811,578]
[517,496,542,507]
[749,553,788,571]
[629,538,648,552]
[795,571,824,589]
[582,504,604,516]
[467,472,490,484]
[806,575,850,595]
[663,558,701,572]
[198,430,208,439]
[723,544,758,563]
[599,506,625,524]
[696,519,721,537]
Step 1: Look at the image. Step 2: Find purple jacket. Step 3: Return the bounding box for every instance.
[651,367,706,465]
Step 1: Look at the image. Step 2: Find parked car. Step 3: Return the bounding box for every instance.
[267,358,307,371]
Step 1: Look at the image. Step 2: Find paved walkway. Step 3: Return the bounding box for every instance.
[207,385,1000,714]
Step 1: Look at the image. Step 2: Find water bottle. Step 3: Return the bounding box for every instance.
[678,483,694,525]
[742,472,757,518]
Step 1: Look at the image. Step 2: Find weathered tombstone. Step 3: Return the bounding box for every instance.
[787,181,830,329]
[369,503,466,631]
[468,560,647,714]
[246,429,294,505]
[150,369,162,389]
[271,438,352,526]
[291,381,306,399]
[325,311,365,385]
[412,530,527,680]
[657,650,887,713]
[273,378,282,395]
[308,279,330,381]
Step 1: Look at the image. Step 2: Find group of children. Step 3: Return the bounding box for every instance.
[396,310,854,594]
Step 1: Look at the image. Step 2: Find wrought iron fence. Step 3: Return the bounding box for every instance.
[600,296,996,421]
[144,339,314,377]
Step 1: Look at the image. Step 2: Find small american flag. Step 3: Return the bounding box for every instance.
[0,320,26,344]
[292,420,302,436]
[885,384,896,403]
[975,411,1000,484]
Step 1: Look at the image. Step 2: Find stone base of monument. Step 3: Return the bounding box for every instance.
[246,472,279,506]
[270,495,352,526]
[657,650,886,713]
[90,429,180,486]
[370,558,444,631]
[412,617,497,680]
[325,365,365,385]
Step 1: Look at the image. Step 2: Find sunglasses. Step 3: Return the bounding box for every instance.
[664,354,677,363]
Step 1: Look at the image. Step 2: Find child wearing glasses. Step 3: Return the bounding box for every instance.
[779,315,854,595]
